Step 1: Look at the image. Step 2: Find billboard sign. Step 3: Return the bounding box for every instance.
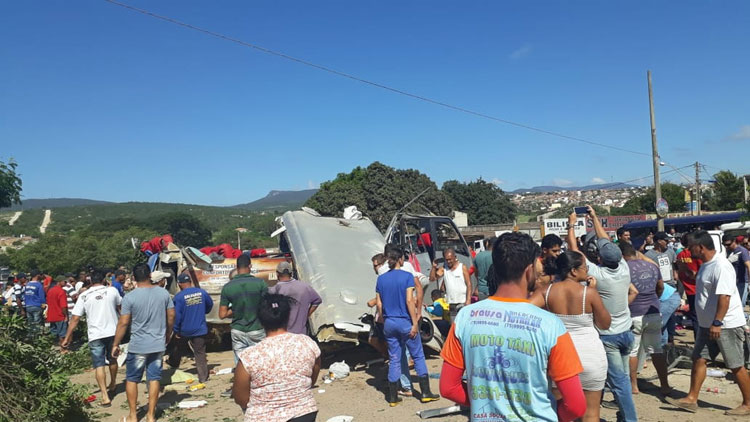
[544,218,586,238]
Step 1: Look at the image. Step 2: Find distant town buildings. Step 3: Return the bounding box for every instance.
[513,186,650,213]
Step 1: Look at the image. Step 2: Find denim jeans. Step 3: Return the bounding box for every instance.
[125,351,164,382]
[739,282,748,309]
[25,306,43,336]
[660,292,681,346]
[231,328,265,364]
[600,331,637,422]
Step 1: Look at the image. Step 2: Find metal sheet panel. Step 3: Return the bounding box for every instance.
[282,210,385,341]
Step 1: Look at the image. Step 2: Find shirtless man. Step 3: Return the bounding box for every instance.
[534,234,564,290]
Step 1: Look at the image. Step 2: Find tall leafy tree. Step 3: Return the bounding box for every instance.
[147,212,212,247]
[305,162,453,231]
[611,182,685,214]
[442,179,516,225]
[0,159,22,208]
[707,170,744,211]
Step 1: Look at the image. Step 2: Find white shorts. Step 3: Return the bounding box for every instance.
[630,313,663,357]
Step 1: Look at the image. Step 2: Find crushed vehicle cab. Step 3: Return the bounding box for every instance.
[274,208,454,353]
[384,212,475,293]
[273,208,385,346]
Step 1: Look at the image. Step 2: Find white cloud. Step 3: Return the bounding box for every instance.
[726,125,750,142]
[509,44,532,61]
[552,178,574,187]
[307,180,318,189]
[491,178,505,186]
[591,177,606,184]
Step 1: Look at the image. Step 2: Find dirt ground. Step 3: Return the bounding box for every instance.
[72,328,750,422]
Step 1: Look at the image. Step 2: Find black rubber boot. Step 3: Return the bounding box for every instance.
[418,376,440,403]
[388,381,403,407]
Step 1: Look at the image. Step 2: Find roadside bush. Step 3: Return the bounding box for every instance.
[0,311,93,422]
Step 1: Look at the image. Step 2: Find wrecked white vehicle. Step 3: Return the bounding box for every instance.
[274,208,447,353]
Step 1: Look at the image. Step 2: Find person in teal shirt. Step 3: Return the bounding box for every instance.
[473,237,495,300]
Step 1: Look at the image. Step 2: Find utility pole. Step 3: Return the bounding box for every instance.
[695,162,701,216]
[648,70,664,231]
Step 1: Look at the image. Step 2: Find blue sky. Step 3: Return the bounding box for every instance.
[1,1,748,206]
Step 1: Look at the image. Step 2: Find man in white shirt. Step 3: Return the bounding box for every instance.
[667,230,750,416]
[62,270,122,408]
[429,248,471,322]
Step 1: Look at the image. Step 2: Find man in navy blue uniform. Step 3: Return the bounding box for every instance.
[167,273,214,383]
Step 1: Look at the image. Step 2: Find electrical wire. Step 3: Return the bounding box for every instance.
[102,0,653,157]
[512,165,693,194]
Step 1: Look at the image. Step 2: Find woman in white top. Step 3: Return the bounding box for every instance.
[532,250,611,422]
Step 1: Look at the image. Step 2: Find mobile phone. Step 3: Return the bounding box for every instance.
[574,206,588,215]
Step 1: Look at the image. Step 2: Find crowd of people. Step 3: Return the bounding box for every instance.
[2,207,750,421]
[437,206,750,421]
[1,256,324,422]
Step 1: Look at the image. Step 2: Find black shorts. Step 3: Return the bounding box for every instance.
[371,322,385,340]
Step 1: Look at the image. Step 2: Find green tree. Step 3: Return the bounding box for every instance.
[0,159,22,209]
[146,212,212,247]
[0,313,93,421]
[305,162,453,231]
[707,170,744,211]
[611,183,685,215]
[7,228,156,275]
[441,179,516,225]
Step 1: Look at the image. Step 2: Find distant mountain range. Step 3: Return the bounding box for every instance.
[511,183,640,194]
[0,190,319,212]
[232,189,318,210]
[0,198,113,211]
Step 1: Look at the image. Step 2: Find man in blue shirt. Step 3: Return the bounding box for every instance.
[376,245,439,406]
[111,269,126,297]
[724,235,750,306]
[167,273,213,383]
[24,269,46,337]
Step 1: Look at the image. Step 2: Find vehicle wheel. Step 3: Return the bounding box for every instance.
[419,317,434,344]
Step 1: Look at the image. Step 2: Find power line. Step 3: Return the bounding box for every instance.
[103,0,652,157]
[513,165,693,194]
[591,165,693,190]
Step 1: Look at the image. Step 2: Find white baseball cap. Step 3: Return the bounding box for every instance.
[150,270,170,284]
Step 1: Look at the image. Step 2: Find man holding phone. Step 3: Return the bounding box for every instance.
[429,248,471,322]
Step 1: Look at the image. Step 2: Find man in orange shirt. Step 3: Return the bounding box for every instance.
[439,232,586,422]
